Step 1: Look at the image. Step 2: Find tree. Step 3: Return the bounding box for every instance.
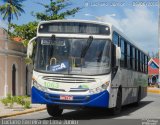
[0,0,25,34]
[10,21,38,47]
[10,0,81,43]
[32,0,81,21]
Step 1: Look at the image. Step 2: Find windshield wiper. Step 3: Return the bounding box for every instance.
[81,36,93,58]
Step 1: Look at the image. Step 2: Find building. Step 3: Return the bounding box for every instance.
[0,28,31,97]
[148,58,159,85]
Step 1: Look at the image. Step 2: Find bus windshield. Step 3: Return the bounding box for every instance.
[34,37,111,75]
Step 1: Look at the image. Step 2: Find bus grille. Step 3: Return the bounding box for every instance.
[42,76,96,83]
[48,88,89,92]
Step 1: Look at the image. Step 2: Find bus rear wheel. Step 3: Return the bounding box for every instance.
[110,88,122,115]
[134,87,141,106]
[46,104,63,117]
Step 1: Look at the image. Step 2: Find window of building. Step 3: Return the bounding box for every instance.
[150,62,158,69]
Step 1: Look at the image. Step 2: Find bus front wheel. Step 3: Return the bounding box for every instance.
[109,88,122,115]
[46,104,63,117]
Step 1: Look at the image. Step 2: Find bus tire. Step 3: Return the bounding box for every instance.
[46,104,63,117]
[134,87,141,106]
[110,88,122,115]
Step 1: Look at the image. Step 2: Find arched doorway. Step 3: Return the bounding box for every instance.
[12,64,16,96]
[152,76,157,83]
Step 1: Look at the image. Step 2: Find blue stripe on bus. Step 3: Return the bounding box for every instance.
[31,86,109,108]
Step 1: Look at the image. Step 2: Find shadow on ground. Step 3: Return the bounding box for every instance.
[41,101,153,120]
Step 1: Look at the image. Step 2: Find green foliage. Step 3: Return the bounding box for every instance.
[24,101,31,109]
[22,40,29,47]
[25,57,33,64]
[9,0,80,44]
[0,94,31,109]
[1,98,8,106]
[32,0,81,21]
[1,94,14,108]
[6,94,14,108]
[10,21,38,42]
[6,93,12,100]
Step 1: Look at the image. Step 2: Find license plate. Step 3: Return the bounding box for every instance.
[60,95,73,101]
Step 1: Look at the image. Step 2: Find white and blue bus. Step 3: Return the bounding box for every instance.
[27,20,148,116]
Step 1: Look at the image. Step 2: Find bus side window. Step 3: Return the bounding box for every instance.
[124,41,127,68]
[138,51,141,72]
[135,49,139,71]
[140,52,143,72]
[127,43,130,69]
[113,32,119,46]
[143,54,145,73]
[132,46,135,70]
[111,43,116,68]
[141,53,144,73]
[145,56,148,73]
[120,38,125,67]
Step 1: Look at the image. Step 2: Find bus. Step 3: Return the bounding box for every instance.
[27,20,148,116]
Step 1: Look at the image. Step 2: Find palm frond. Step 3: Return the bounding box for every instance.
[0,0,25,33]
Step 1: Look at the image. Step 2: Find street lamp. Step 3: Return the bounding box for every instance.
[84,13,116,21]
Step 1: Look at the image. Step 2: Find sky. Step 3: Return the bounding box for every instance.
[0,0,159,54]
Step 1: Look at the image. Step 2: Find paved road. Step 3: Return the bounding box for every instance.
[4,93,160,125]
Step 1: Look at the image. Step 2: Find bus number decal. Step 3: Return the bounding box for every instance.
[44,82,59,89]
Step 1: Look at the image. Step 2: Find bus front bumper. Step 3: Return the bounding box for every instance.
[31,86,109,108]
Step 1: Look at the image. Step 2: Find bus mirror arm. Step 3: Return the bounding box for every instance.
[27,37,37,58]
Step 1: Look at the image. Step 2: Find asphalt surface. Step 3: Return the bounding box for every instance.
[3,93,160,125]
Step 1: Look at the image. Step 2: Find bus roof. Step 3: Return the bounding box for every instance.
[38,19,148,55]
[38,19,112,27]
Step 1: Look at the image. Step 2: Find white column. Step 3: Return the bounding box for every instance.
[4,35,8,97]
[20,57,23,95]
[4,55,8,97]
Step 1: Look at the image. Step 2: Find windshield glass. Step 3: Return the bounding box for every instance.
[34,37,111,75]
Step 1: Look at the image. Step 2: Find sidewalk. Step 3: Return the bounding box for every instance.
[0,102,46,118]
[147,87,160,94]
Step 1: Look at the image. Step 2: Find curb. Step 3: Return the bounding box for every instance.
[147,88,160,94]
[0,106,46,119]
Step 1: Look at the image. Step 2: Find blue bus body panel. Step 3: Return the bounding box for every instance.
[31,86,109,108]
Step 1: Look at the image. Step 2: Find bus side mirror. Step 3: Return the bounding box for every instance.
[27,37,37,58]
[116,46,121,60]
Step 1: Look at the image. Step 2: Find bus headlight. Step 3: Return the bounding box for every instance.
[102,81,110,89]
[89,81,109,94]
[33,80,47,92]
